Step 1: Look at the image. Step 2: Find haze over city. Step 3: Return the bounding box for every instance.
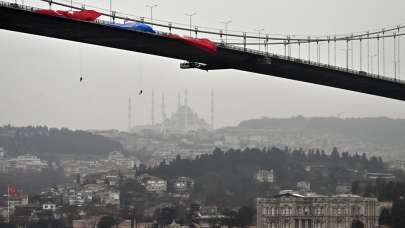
[1,0,405,130]
[2,0,405,228]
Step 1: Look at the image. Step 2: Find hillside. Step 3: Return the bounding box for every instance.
[145,147,385,207]
[219,116,405,159]
[0,125,123,160]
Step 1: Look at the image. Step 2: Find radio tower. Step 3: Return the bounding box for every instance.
[211,90,214,130]
[128,97,132,132]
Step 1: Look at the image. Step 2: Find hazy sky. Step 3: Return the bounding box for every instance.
[1,0,405,130]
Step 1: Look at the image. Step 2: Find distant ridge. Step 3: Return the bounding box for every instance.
[0,125,123,160]
[217,116,405,159]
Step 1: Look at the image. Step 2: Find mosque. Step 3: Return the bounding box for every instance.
[130,89,213,134]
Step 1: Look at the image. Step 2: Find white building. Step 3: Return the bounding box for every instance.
[43,203,57,211]
[8,193,29,210]
[0,147,6,159]
[146,178,167,192]
[173,177,195,192]
[297,181,311,192]
[101,190,120,205]
[107,151,135,170]
[255,169,274,183]
[7,154,48,172]
[0,160,8,173]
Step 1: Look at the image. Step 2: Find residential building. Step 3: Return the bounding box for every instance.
[107,151,136,170]
[100,190,120,206]
[335,184,352,194]
[255,169,274,183]
[8,193,29,211]
[173,177,195,192]
[297,181,311,192]
[42,203,56,211]
[7,154,48,172]
[146,177,167,192]
[366,172,395,181]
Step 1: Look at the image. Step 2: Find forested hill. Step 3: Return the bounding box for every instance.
[145,147,385,207]
[236,117,405,143]
[238,116,405,131]
[0,125,123,160]
[220,117,405,159]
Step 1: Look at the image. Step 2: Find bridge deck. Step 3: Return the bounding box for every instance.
[1,3,405,101]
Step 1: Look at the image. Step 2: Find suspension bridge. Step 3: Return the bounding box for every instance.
[0,0,404,101]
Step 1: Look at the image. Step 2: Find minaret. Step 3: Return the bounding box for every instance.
[177,92,181,110]
[211,90,214,130]
[161,93,166,135]
[184,89,188,130]
[185,88,188,107]
[161,93,166,122]
[128,96,132,132]
[151,91,155,125]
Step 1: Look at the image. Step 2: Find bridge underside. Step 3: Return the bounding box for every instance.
[1,6,405,101]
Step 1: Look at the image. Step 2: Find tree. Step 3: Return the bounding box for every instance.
[392,197,405,228]
[97,216,116,228]
[155,207,177,225]
[237,206,254,227]
[379,208,392,226]
[351,220,364,228]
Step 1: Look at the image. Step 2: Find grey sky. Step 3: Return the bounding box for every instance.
[1,0,405,130]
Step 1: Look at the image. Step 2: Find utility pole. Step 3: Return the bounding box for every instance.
[146,4,158,24]
[359,38,362,71]
[308,36,311,62]
[398,27,401,76]
[382,29,385,75]
[346,39,349,70]
[367,32,370,72]
[394,33,397,79]
[327,36,330,65]
[185,12,196,37]
[255,28,264,51]
[377,34,380,75]
[220,20,232,44]
[351,34,354,69]
[334,36,337,66]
